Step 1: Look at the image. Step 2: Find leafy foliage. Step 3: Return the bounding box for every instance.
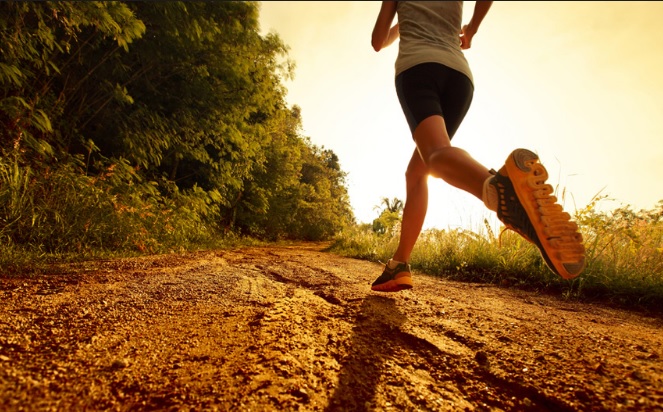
[0,1,354,262]
[372,197,403,235]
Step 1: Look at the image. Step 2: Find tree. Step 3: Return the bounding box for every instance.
[0,1,146,159]
[372,197,404,235]
[1,1,355,251]
[378,197,404,214]
[232,106,355,240]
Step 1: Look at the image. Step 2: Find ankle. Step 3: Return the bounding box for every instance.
[388,258,407,269]
[482,176,498,212]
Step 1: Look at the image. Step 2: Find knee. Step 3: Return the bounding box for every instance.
[426,148,454,179]
[405,161,428,188]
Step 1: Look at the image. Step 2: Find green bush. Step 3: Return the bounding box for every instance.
[0,155,224,264]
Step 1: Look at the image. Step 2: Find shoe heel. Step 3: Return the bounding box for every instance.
[512,148,539,172]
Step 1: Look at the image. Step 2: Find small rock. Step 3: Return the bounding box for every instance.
[594,362,605,374]
[475,351,489,365]
[112,358,129,369]
[291,388,309,402]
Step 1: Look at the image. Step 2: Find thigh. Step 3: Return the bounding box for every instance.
[395,63,474,139]
[413,114,451,163]
[435,67,474,138]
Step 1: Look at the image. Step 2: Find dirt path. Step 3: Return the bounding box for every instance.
[1,243,662,411]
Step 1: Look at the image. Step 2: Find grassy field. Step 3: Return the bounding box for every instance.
[2,155,661,312]
[329,197,663,312]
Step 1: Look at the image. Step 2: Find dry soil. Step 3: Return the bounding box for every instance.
[1,243,662,411]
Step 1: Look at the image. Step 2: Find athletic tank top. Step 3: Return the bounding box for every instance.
[395,1,473,84]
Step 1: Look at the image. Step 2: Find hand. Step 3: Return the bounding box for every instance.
[459,24,476,50]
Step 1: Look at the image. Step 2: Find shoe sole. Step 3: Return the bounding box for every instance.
[371,277,413,292]
[504,149,585,279]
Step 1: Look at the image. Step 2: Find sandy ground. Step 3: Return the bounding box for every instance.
[1,243,662,411]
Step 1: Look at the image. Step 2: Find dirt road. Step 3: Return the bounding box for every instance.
[1,243,662,411]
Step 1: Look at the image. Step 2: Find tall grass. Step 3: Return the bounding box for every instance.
[0,155,231,274]
[573,197,663,306]
[330,197,663,310]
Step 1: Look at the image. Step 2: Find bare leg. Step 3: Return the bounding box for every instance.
[414,115,491,199]
[393,150,429,263]
[392,115,491,263]
[373,116,495,290]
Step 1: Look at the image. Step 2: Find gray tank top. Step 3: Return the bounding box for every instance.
[395,1,473,84]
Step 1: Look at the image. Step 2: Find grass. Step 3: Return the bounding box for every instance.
[2,152,662,312]
[0,154,248,276]
[329,197,663,312]
[0,152,311,278]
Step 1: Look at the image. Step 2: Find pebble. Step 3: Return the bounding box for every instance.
[112,358,129,369]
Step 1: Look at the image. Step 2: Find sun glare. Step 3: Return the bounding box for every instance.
[260,1,663,229]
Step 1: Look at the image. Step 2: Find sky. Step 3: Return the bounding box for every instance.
[258,1,663,232]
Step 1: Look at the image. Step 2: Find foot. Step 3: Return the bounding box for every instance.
[488,148,586,279]
[371,260,413,292]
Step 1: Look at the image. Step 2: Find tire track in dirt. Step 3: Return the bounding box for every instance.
[1,243,662,411]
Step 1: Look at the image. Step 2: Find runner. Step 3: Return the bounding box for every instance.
[369,1,585,292]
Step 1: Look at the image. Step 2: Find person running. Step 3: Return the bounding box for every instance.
[369,1,586,292]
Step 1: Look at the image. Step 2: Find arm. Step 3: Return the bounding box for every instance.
[460,1,493,50]
[372,1,399,52]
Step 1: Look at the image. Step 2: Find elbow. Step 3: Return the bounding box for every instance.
[371,37,383,52]
[371,30,384,52]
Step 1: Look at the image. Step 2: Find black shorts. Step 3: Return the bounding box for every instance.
[395,62,474,139]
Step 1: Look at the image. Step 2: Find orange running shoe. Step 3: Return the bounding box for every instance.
[488,149,586,279]
[371,260,413,292]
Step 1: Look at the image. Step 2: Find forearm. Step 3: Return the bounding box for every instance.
[372,1,398,51]
[383,23,400,49]
[466,1,493,34]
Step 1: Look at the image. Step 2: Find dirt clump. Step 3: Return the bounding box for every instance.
[1,243,662,411]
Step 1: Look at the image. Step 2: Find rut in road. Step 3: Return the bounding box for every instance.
[0,243,661,411]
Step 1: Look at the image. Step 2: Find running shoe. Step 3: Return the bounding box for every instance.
[488,148,586,279]
[371,260,413,292]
